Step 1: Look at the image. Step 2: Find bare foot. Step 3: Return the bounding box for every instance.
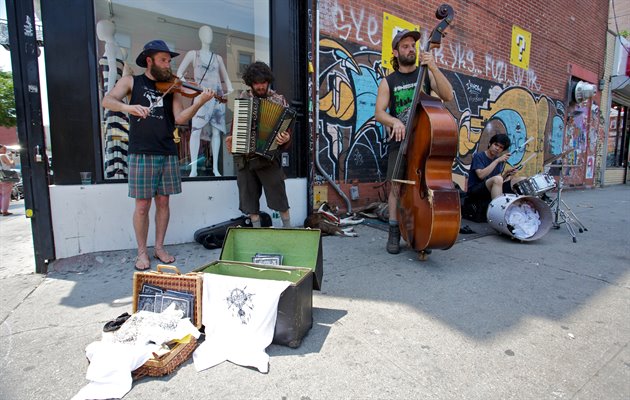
[154,247,175,264]
[134,252,151,271]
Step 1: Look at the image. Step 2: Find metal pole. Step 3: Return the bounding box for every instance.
[6,0,55,273]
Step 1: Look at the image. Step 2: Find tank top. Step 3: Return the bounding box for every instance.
[128,74,177,155]
[385,68,430,151]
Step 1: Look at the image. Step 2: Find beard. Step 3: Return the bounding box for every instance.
[150,64,173,82]
[253,86,268,98]
[398,52,416,67]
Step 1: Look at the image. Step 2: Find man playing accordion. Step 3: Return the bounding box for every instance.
[225,61,292,228]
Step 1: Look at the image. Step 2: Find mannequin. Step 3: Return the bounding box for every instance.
[177,25,233,177]
[97,19,130,179]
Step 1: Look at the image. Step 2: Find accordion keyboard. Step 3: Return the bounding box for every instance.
[231,98,254,154]
[230,97,296,158]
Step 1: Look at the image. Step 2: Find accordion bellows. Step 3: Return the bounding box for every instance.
[231,98,297,159]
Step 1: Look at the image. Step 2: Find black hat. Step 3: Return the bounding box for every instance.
[135,40,179,68]
[391,29,421,50]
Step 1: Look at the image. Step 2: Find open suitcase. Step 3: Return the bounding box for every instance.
[196,227,323,348]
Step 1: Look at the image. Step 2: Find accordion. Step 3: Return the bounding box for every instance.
[231,97,297,159]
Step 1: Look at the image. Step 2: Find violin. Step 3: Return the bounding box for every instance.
[155,77,227,103]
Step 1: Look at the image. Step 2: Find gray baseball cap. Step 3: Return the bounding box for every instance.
[391,29,421,50]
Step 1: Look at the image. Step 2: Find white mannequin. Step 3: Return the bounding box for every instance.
[96,20,118,94]
[177,25,233,177]
[97,19,130,179]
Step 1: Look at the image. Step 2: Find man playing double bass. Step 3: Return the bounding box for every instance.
[375,29,454,254]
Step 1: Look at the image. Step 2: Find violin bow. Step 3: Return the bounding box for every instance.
[136,80,178,122]
[148,80,178,113]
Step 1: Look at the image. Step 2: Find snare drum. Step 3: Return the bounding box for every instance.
[513,173,556,196]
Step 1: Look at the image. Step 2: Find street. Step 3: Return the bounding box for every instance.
[0,186,628,399]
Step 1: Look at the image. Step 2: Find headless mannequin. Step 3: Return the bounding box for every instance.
[97,19,130,179]
[96,20,118,93]
[177,25,233,177]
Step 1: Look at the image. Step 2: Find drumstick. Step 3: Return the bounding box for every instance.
[502,153,536,177]
[498,137,533,158]
[513,137,534,153]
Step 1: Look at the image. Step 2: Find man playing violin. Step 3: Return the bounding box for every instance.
[102,39,215,271]
[374,29,454,254]
[225,61,292,228]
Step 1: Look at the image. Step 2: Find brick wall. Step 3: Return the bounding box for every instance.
[315,0,609,212]
[319,0,608,95]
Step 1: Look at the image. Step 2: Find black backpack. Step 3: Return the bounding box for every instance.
[193,212,273,249]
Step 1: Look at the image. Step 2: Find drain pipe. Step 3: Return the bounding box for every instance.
[314,131,352,213]
[313,7,351,213]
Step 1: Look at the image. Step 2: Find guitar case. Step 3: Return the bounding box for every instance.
[194,212,272,249]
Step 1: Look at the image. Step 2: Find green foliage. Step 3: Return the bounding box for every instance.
[0,70,17,127]
[620,30,630,39]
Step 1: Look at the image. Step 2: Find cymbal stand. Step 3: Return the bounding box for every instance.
[544,164,588,243]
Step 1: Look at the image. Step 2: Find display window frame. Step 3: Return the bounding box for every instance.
[92,0,271,181]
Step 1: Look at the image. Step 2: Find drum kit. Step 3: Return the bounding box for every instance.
[486,148,587,242]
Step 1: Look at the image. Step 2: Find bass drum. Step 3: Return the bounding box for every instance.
[486,194,552,241]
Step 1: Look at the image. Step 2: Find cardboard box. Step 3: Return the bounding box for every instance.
[197,227,323,348]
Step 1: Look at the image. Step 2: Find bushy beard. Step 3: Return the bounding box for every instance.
[150,64,173,82]
[252,84,269,98]
[398,52,416,67]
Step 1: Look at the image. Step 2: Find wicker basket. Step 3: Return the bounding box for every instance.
[131,264,203,379]
[132,337,198,380]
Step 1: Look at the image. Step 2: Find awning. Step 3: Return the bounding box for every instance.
[611,75,630,105]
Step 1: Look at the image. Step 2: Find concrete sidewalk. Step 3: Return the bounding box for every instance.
[0,185,629,399]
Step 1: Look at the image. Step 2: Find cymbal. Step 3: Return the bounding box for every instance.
[544,148,574,165]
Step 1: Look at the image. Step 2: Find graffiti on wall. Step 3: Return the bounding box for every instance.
[317,36,570,187]
[321,2,543,91]
[318,38,387,182]
[446,71,565,188]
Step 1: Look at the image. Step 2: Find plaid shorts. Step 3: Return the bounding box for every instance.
[128,154,182,199]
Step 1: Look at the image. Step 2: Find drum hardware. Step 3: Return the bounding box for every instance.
[543,163,588,243]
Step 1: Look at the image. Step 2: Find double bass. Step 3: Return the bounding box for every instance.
[391,4,460,260]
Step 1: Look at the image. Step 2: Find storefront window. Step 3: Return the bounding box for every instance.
[607,104,626,168]
[93,0,270,180]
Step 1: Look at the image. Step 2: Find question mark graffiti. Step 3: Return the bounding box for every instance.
[516,34,526,61]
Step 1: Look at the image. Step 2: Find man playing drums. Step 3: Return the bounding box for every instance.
[466,133,527,209]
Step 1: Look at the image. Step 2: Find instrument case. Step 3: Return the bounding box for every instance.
[195,227,323,348]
